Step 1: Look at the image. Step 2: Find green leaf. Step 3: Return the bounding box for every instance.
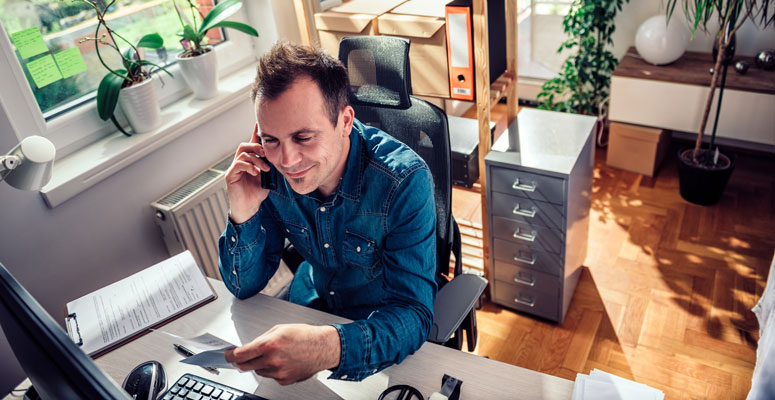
[209,20,258,37]
[111,114,132,136]
[199,0,243,35]
[136,33,164,49]
[96,70,127,121]
[183,25,199,42]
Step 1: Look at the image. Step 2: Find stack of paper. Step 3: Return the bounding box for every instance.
[572,369,664,400]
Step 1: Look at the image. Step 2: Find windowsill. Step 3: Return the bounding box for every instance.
[39,65,256,208]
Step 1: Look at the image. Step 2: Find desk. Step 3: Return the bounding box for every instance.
[6,278,573,399]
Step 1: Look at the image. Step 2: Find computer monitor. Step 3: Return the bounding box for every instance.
[0,262,130,399]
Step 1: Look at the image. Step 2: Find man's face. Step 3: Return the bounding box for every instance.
[256,76,353,196]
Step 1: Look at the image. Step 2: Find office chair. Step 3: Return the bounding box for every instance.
[337,36,486,351]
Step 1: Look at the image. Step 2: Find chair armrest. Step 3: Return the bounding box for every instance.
[429,274,487,343]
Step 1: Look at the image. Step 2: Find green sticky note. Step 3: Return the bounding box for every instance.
[54,47,87,78]
[10,27,49,59]
[26,55,63,89]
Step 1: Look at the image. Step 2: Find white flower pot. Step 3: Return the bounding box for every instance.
[176,47,218,100]
[118,76,161,134]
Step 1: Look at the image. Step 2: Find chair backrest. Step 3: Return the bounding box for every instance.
[338,36,454,276]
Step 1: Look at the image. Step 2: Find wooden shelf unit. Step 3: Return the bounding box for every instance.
[292,0,519,285]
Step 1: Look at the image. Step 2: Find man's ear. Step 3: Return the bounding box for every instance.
[339,106,355,137]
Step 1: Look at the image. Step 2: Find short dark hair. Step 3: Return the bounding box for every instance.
[251,42,349,127]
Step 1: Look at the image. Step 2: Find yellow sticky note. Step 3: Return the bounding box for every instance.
[10,27,49,59]
[26,55,63,89]
[54,47,87,78]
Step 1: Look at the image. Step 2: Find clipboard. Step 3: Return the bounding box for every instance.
[63,251,217,358]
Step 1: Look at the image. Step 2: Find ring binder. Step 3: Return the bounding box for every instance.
[65,312,83,346]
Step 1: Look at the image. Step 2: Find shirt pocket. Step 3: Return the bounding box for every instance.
[283,221,312,255]
[343,230,381,280]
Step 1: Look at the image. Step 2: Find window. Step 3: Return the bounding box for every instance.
[0,0,258,157]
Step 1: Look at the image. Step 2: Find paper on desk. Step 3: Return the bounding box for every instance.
[155,330,239,352]
[573,369,664,400]
[315,370,389,400]
[180,347,238,369]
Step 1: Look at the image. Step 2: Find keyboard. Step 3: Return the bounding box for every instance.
[159,373,268,400]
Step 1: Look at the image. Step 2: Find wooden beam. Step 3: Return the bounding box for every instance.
[293,0,318,46]
[505,0,519,124]
[472,0,491,288]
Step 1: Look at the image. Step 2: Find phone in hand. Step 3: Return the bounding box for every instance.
[259,156,277,191]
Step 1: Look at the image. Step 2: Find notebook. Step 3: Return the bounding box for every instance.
[65,251,217,356]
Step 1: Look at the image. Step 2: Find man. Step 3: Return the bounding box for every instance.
[218,42,438,385]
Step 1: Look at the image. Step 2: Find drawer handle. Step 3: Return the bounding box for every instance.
[513,252,536,265]
[512,203,537,218]
[514,272,536,287]
[514,294,536,307]
[512,227,537,242]
[512,178,536,192]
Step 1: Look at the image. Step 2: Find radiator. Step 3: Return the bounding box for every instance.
[151,155,292,296]
[151,155,233,279]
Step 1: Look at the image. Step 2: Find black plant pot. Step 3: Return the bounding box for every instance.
[677,148,735,206]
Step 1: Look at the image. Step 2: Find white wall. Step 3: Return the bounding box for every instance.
[612,1,775,60]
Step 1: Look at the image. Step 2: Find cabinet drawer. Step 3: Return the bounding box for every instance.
[492,216,564,254]
[490,166,565,205]
[494,260,559,296]
[493,281,558,321]
[493,238,563,276]
[491,191,564,231]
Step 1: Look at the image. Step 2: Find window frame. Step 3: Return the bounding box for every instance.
[0,1,260,159]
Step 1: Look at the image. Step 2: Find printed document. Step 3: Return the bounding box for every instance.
[65,251,216,355]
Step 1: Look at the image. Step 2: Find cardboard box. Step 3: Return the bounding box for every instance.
[606,122,671,177]
[314,0,406,58]
[377,12,450,98]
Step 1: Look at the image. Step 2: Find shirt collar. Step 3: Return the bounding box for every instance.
[337,118,367,201]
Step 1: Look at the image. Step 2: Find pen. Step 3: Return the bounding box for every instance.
[173,343,219,374]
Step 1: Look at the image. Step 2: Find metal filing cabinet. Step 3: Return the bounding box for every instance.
[485,108,596,322]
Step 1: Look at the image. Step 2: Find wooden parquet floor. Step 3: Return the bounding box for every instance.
[451,132,774,399]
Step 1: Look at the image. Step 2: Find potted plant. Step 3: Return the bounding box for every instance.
[78,0,173,136]
[665,0,774,205]
[536,0,630,137]
[174,0,258,99]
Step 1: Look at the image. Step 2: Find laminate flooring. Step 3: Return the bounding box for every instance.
[451,110,773,399]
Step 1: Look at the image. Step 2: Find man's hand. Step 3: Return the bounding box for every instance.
[225,123,272,224]
[225,324,341,385]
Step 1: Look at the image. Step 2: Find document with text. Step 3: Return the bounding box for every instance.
[65,251,216,356]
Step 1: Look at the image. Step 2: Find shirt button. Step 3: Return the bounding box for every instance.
[329,291,335,296]
[320,206,326,212]
[285,228,290,233]
[324,243,330,248]
[231,236,236,243]
[232,269,237,275]
[373,369,378,374]
[341,375,348,379]
[356,246,361,253]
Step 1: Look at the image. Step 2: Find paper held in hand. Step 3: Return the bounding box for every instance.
[64,251,217,356]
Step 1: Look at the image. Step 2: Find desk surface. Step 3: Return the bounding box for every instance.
[8,279,574,399]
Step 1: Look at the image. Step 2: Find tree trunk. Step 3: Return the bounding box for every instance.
[693,34,727,163]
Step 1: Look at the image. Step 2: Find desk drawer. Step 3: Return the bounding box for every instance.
[490,166,565,205]
[493,281,558,321]
[492,216,564,254]
[494,260,559,296]
[493,238,562,276]
[491,192,564,231]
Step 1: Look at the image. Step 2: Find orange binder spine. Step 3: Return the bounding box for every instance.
[445,1,474,101]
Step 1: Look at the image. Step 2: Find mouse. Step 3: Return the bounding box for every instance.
[121,360,167,400]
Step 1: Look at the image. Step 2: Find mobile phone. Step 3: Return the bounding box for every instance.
[259,156,277,191]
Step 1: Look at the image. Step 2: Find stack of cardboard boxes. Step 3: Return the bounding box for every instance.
[314,0,450,98]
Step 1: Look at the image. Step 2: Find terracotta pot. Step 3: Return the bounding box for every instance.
[118,76,161,133]
[176,46,218,100]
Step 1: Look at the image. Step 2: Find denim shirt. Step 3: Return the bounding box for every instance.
[218,119,438,381]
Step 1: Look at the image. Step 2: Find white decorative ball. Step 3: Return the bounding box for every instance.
[635,15,690,65]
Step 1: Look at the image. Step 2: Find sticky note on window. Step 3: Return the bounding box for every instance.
[26,55,63,89]
[54,47,87,78]
[10,27,49,59]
